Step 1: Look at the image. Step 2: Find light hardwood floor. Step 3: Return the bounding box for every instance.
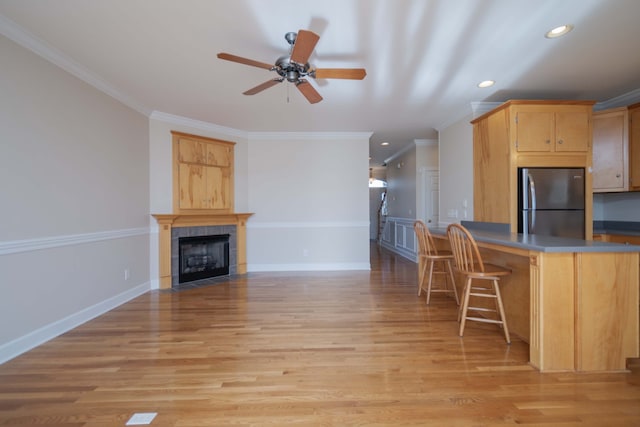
[1,243,639,426]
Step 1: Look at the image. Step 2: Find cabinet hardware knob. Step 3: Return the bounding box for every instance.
[558,139,564,144]
[616,174,621,178]
[545,139,551,144]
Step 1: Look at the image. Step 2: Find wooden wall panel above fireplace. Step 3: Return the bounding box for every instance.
[171,131,235,214]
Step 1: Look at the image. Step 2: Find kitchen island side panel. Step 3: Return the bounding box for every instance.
[576,252,639,371]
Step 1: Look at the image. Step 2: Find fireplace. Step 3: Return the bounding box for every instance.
[171,224,238,287]
[152,213,252,289]
[178,234,230,283]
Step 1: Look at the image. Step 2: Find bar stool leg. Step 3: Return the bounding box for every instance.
[446,260,459,305]
[426,259,436,305]
[458,277,473,336]
[493,280,511,344]
[417,258,426,296]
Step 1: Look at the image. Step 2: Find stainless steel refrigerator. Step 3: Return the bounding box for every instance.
[518,167,585,239]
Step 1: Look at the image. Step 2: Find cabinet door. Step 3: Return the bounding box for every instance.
[179,164,232,210]
[178,138,206,163]
[206,143,232,167]
[555,111,590,152]
[179,164,208,209]
[207,166,231,209]
[592,109,627,191]
[630,106,640,191]
[516,112,553,152]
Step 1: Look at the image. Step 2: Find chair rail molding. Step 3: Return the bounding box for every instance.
[0,227,149,256]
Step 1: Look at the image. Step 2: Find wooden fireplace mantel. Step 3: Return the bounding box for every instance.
[152,213,253,289]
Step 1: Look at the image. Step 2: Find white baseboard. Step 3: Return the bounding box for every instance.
[248,263,370,272]
[0,282,150,364]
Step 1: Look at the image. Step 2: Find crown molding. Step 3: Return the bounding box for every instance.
[595,88,640,110]
[149,111,372,141]
[470,101,504,118]
[0,13,151,116]
[149,111,248,138]
[248,131,373,141]
[436,90,640,131]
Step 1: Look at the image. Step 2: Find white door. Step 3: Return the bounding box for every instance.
[423,170,440,226]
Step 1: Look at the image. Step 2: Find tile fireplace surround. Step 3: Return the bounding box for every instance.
[152,213,253,289]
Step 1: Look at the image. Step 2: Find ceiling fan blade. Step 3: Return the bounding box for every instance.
[313,68,367,80]
[296,80,323,104]
[217,52,274,70]
[290,30,320,64]
[243,79,283,95]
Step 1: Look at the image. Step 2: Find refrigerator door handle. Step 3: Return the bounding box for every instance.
[528,173,536,234]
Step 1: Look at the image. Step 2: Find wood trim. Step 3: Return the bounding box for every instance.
[471,100,596,124]
[576,252,639,371]
[171,131,236,214]
[170,130,237,146]
[431,232,639,372]
[152,213,253,289]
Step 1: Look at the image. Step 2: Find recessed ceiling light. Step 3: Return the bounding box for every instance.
[545,24,574,38]
[381,142,390,146]
[478,80,495,88]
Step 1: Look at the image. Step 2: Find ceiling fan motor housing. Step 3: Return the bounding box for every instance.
[275,55,310,82]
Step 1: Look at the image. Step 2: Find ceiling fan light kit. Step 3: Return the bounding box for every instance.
[217,29,366,104]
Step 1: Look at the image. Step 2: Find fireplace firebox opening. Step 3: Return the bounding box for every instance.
[178,234,230,283]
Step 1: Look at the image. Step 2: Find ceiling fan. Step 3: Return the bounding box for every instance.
[217,29,366,104]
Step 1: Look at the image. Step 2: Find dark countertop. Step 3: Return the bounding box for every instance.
[431,226,640,254]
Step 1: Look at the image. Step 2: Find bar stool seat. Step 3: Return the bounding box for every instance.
[446,223,512,344]
[413,220,459,305]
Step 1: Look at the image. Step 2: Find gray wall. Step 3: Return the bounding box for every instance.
[0,35,150,362]
[438,115,474,226]
[386,146,418,219]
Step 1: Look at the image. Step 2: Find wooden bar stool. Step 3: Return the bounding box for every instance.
[446,223,512,344]
[413,220,459,305]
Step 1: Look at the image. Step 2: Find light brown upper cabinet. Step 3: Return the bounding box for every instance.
[472,100,594,239]
[629,102,640,191]
[515,107,590,152]
[172,131,235,213]
[592,107,629,192]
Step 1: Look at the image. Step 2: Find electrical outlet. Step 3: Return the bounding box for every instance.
[302,249,309,257]
[124,268,130,281]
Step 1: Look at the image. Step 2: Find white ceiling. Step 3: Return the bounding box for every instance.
[1,0,640,167]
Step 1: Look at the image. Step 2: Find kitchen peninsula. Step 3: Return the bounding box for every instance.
[431,227,639,373]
